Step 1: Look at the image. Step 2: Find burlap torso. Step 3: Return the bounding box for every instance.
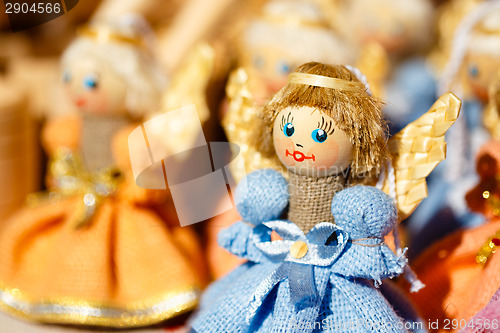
[81,113,129,172]
[287,171,347,233]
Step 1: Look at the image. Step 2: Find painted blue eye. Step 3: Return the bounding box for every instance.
[468,64,479,78]
[312,129,328,143]
[62,71,71,84]
[83,74,98,90]
[277,61,291,75]
[283,122,294,137]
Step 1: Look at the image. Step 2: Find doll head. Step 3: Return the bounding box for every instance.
[461,10,500,103]
[238,0,356,101]
[440,2,500,100]
[61,16,165,118]
[255,62,388,182]
[343,0,434,55]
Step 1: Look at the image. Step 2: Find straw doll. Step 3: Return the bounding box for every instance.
[190,63,441,333]
[407,141,500,331]
[337,0,437,135]
[408,2,500,256]
[208,0,358,278]
[0,17,206,327]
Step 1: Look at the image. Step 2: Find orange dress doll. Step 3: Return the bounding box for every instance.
[0,17,206,328]
[406,140,500,331]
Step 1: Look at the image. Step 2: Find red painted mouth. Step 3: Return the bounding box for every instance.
[75,97,86,107]
[286,149,315,162]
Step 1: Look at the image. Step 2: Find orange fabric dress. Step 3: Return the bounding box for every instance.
[405,141,500,332]
[0,116,207,327]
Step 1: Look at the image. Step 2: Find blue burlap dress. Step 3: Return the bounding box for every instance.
[191,170,419,333]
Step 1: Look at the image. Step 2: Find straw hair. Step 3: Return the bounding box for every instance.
[253,62,388,184]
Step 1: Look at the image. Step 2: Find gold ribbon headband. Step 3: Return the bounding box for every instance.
[261,15,331,30]
[288,72,367,93]
[78,26,144,47]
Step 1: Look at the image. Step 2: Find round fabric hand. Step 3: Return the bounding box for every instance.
[330,186,404,285]
[235,169,289,225]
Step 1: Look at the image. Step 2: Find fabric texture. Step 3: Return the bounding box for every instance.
[191,172,416,333]
[235,169,289,225]
[459,287,500,333]
[0,116,207,326]
[288,172,346,233]
[407,141,500,330]
[407,219,500,331]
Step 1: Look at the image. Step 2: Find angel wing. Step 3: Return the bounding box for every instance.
[356,41,390,99]
[223,68,283,183]
[160,42,214,124]
[383,92,461,220]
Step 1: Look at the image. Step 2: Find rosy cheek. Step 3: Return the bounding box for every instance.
[86,91,109,113]
[274,135,296,167]
[309,140,339,169]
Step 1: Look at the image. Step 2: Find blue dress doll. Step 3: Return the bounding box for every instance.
[190,63,423,333]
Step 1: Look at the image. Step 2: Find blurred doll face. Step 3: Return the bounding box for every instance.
[273,106,353,177]
[242,46,295,104]
[63,57,127,115]
[464,53,500,104]
[350,0,432,55]
[354,7,411,53]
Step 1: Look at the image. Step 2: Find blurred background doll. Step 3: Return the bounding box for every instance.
[207,0,358,279]
[483,70,500,140]
[406,140,500,329]
[407,2,500,257]
[335,0,437,135]
[0,16,207,328]
[190,62,423,333]
[234,0,356,105]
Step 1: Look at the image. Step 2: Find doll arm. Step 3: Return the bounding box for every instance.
[41,115,81,155]
[330,243,406,285]
[234,169,289,225]
[330,186,405,285]
[217,221,273,263]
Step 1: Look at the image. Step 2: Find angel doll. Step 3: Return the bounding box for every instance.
[0,16,206,327]
[189,63,437,333]
[208,0,358,278]
[336,0,437,135]
[408,2,500,256]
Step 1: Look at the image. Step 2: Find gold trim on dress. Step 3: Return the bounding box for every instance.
[0,283,199,328]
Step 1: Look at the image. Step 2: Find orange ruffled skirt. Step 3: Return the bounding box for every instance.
[406,220,500,332]
[0,195,206,327]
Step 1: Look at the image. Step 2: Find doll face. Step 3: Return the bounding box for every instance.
[62,57,127,115]
[351,0,432,55]
[242,46,296,103]
[464,53,500,103]
[353,5,411,54]
[273,106,353,177]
